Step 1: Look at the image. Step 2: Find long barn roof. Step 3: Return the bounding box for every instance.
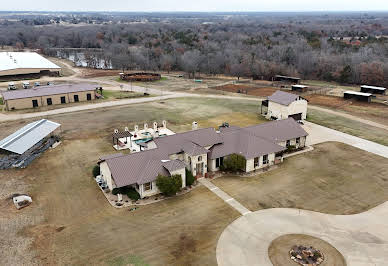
[1,83,98,100]
[0,52,60,72]
[0,119,60,154]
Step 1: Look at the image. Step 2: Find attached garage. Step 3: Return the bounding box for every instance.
[288,113,302,120]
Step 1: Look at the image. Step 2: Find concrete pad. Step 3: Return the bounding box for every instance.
[217,202,388,266]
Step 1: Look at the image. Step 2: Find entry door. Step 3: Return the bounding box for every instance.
[32,99,38,108]
[47,98,52,105]
[74,95,79,102]
[196,162,204,176]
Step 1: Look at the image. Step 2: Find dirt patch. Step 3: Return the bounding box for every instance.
[306,94,388,126]
[80,69,121,78]
[268,234,346,266]
[212,84,280,97]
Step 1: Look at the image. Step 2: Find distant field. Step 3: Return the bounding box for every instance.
[307,108,388,146]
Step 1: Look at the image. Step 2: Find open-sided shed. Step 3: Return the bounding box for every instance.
[360,85,386,95]
[344,91,372,102]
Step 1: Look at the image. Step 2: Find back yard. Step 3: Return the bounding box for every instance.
[212,142,388,214]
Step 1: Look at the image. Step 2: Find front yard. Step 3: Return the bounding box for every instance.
[212,142,388,214]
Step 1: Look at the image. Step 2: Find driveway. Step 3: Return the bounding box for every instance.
[217,202,388,266]
[302,121,388,158]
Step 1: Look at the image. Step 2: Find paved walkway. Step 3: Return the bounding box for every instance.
[199,178,251,216]
[217,202,388,266]
[303,121,388,158]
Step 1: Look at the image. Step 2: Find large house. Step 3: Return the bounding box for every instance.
[98,118,308,199]
[261,90,308,121]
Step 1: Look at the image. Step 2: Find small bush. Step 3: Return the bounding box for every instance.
[221,154,246,172]
[185,169,195,186]
[286,145,297,153]
[112,186,140,200]
[92,165,100,177]
[156,174,182,196]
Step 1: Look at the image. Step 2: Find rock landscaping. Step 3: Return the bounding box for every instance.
[289,245,324,265]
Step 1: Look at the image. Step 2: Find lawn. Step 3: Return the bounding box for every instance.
[102,89,147,100]
[0,96,264,265]
[307,108,388,146]
[212,142,388,214]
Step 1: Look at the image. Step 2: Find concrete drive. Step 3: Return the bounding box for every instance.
[199,178,251,216]
[303,121,388,158]
[217,202,388,266]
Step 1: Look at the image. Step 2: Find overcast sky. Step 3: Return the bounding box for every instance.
[1,0,388,12]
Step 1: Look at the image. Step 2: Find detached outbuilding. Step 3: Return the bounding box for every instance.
[261,90,308,121]
[343,91,372,102]
[1,83,99,110]
[291,85,309,92]
[360,85,386,95]
[274,75,300,84]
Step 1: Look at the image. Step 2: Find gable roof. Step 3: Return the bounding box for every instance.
[209,130,285,160]
[267,90,302,106]
[243,118,308,143]
[182,142,209,156]
[154,128,222,155]
[0,119,60,154]
[2,83,98,100]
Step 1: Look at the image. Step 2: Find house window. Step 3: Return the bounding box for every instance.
[74,95,79,102]
[263,154,269,165]
[216,157,224,168]
[286,140,291,147]
[198,156,202,161]
[296,137,300,145]
[60,96,66,104]
[144,182,152,191]
[32,99,38,108]
[87,93,92,101]
[46,98,52,105]
[254,157,259,167]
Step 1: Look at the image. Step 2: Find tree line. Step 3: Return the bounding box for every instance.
[0,12,387,86]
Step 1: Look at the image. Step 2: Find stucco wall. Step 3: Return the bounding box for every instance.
[245,153,276,172]
[100,161,115,190]
[5,90,95,110]
[170,168,186,188]
[187,153,208,176]
[139,181,159,198]
[267,99,307,120]
[277,136,306,149]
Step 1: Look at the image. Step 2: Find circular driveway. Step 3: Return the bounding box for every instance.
[216,202,388,266]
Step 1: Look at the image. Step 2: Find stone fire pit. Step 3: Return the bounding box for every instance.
[289,245,324,265]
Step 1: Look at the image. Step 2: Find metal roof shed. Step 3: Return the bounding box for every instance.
[0,119,60,154]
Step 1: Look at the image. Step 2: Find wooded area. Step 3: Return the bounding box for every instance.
[0,12,387,86]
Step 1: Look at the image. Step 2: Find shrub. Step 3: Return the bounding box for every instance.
[112,186,140,200]
[185,169,195,186]
[92,165,100,177]
[156,174,182,196]
[286,145,297,153]
[221,154,246,172]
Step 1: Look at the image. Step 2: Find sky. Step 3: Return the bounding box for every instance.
[1,0,388,12]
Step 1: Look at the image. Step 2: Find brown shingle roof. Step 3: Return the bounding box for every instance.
[105,148,169,187]
[154,128,222,155]
[267,90,302,106]
[209,130,284,160]
[162,159,186,172]
[1,83,98,100]
[182,142,209,156]
[243,118,308,143]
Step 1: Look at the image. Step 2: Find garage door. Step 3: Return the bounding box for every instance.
[289,113,302,120]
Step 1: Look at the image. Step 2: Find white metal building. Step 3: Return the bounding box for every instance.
[0,52,61,77]
[0,119,60,154]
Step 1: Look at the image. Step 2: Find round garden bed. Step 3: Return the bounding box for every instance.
[268,234,346,266]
